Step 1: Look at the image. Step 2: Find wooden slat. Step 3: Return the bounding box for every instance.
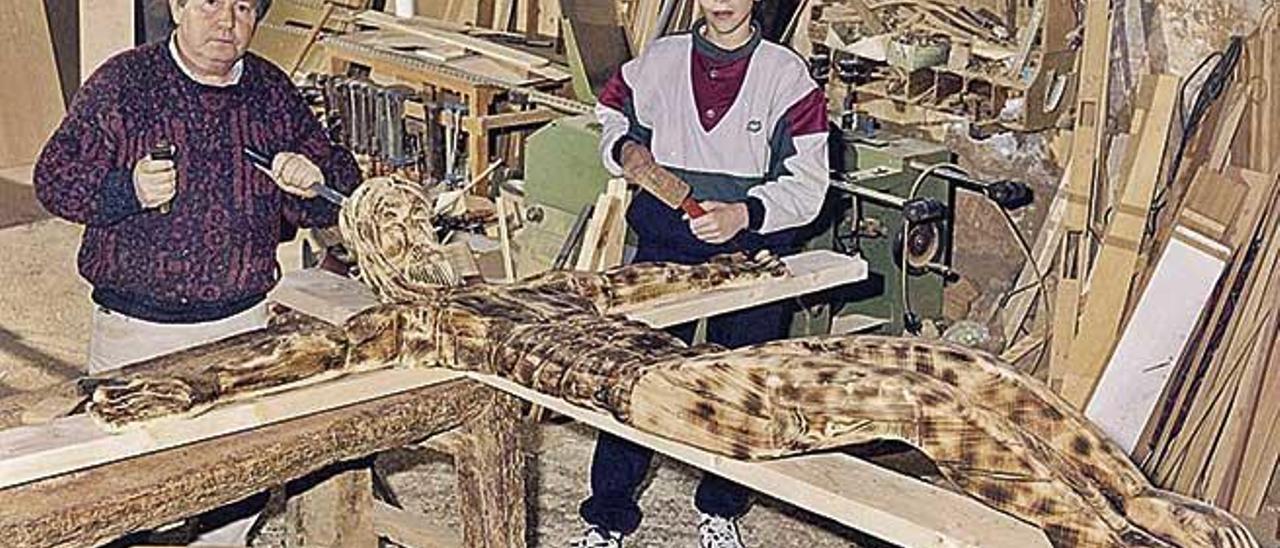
[285,466,378,547]
[0,1,66,168]
[619,251,869,328]
[1061,75,1178,408]
[467,372,1052,548]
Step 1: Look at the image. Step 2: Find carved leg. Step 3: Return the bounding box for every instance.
[455,388,526,548]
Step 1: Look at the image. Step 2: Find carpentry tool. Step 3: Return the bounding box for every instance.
[241,146,347,207]
[150,140,176,215]
[631,161,706,218]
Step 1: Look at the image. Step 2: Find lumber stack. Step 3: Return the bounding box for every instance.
[1002,8,1280,518]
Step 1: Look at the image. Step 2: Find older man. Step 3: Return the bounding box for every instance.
[35,0,359,376]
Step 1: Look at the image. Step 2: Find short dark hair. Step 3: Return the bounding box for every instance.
[175,0,273,20]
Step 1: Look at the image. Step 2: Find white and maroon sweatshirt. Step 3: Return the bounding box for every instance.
[596,22,829,263]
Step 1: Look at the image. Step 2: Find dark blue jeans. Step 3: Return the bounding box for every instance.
[578,300,789,534]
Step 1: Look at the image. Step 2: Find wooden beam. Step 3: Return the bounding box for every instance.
[1060,74,1178,408]
[0,378,490,548]
[466,372,1052,548]
[1048,0,1112,385]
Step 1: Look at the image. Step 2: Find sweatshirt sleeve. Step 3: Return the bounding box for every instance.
[279,82,360,229]
[744,85,830,234]
[34,64,144,227]
[596,56,654,176]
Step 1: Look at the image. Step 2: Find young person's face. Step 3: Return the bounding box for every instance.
[698,0,755,37]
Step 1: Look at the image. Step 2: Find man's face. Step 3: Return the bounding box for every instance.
[698,0,754,36]
[171,0,258,75]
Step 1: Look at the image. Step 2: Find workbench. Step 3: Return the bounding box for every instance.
[0,251,1051,547]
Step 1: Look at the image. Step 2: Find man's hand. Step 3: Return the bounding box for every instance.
[271,152,324,198]
[689,201,749,244]
[132,156,177,209]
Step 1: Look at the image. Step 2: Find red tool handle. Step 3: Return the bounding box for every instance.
[680,197,706,218]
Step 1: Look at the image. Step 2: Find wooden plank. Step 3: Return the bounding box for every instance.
[573,192,612,271]
[1048,0,1111,385]
[1061,75,1178,408]
[0,1,66,168]
[467,372,1052,548]
[285,466,378,547]
[0,377,488,548]
[598,179,629,269]
[374,501,464,548]
[0,367,465,490]
[620,251,869,328]
[497,195,517,282]
[79,0,134,82]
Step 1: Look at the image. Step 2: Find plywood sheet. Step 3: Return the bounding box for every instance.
[1085,227,1230,453]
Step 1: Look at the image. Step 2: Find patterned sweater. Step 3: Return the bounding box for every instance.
[596,23,829,263]
[35,41,359,323]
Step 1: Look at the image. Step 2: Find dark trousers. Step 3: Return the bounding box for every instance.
[578,300,789,534]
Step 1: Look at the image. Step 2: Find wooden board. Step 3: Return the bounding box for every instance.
[0,367,464,490]
[1084,226,1230,453]
[1060,75,1178,408]
[619,251,869,328]
[1047,0,1111,386]
[79,0,134,82]
[269,268,383,325]
[468,371,1052,548]
[0,1,66,168]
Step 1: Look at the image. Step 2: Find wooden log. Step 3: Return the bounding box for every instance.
[0,378,490,548]
[454,390,526,548]
[285,464,378,547]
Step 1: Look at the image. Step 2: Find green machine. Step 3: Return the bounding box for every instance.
[830,132,953,335]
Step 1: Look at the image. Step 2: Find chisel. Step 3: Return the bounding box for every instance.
[241,146,347,207]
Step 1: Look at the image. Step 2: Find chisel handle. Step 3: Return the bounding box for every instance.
[150,140,176,215]
[680,197,706,218]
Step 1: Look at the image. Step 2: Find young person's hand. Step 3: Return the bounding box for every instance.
[689,201,748,244]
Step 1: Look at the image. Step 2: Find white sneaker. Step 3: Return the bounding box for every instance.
[698,513,746,548]
[570,525,624,548]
